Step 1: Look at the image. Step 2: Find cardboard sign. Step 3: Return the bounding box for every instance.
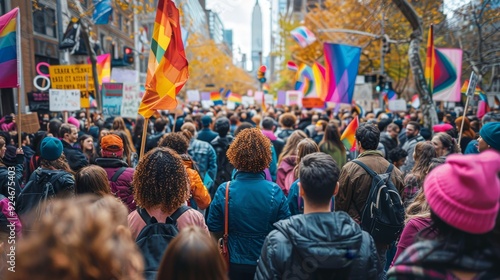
[186,90,200,102]
[49,65,94,108]
[102,83,123,117]
[302,97,325,109]
[49,89,80,111]
[121,83,141,119]
[20,113,40,134]
[388,99,407,112]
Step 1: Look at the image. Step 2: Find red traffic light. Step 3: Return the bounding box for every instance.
[124,47,133,55]
[259,65,267,72]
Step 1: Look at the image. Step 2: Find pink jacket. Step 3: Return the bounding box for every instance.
[277,155,297,196]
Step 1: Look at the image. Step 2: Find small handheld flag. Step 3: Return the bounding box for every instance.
[340,117,359,151]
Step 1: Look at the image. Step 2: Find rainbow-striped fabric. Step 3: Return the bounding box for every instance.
[0,8,19,88]
[290,26,316,48]
[227,92,242,104]
[323,43,361,104]
[341,117,359,151]
[210,92,223,105]
[139,0,188,118]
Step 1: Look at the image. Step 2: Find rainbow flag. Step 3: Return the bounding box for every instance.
[312,62,326,99]
[0,8,19,88]
[340,117,358,151]
[352,103,365,118]
[89,53,111,85]
[295,64,315,96]
[287,61,298,71]
[477,93,490,118]
[210,92,223,105]
[290,26,316,48]
[425,25,462,101]
[323,43,361,104]
[138,0,189,118]
[227,92,242,104]
[411,94,420,109]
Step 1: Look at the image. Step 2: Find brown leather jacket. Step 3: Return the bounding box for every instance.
[335,150,405,223]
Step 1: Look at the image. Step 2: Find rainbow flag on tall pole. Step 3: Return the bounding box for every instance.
[0,7,20,88]
[138,0,188,118]
[340,117,359,151]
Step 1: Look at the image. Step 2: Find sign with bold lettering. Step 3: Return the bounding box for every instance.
[302,97,325,109]
[102,83,123,117]
[49,65,94,108]
[121,83,141,119]
[49,89,81,111]
[27,91,50,111]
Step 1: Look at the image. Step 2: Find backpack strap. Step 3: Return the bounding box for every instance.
[223,181,229,239]
[351,160,377,178]
[138,205,191,225]
[385,163,394,174]
[111,167,127,183]
[137,207,153,224]
[168,205,190,223]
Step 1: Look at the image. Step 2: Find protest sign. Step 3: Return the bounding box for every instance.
[111,68,139,83]
[121,83,141,119]
[286,91,302,106]
[49,89,80,112]
[186,90,200,102]
[388,99,407,112]
[302,97,325,109]
[102,83,123,117]
[242,96,255,107]
[49,65,94,108]
[27,91,50,111]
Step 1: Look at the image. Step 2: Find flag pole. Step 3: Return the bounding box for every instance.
[173,113,178,132]
[139,118,149,159]
[15,8,23,149]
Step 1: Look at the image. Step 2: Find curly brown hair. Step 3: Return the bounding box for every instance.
[279,113,297,128]
[159,132,189,155]
[226,128,272,173]
[133,147,189,213]
[11,195,143,280]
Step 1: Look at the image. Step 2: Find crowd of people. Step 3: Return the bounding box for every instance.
[0,104,499,279]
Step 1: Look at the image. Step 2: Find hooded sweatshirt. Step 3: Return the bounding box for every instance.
[276,155,297,195]
[255,211,382,279]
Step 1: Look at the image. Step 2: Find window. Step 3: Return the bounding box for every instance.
[118,14,123,30]
[33,6,57,38]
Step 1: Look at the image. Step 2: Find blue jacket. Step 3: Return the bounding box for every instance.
[197,128,218,143]
[207,171,290,266]
[188,139,217,189]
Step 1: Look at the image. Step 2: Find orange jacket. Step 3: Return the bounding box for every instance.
[182,158,211,210]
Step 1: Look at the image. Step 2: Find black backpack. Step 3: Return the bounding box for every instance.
[211,137,234,196]
[136,205,190,280]
[351,160,404,244]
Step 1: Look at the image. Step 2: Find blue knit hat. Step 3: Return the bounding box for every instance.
[480,122,500,151]
[40,137,63,161]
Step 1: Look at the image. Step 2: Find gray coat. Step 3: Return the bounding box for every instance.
[400,134,425,174]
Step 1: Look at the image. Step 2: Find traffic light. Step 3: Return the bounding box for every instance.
[257,65,267,83]
[123,46,134,65]
[382,34,390,54]
[376,74,386,92]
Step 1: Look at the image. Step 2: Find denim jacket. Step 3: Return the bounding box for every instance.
[207,171,290,266]
[188,139,217,189]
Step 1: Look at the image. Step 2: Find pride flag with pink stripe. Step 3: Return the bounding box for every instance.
[0,8,19,88]
[323,43,361,104]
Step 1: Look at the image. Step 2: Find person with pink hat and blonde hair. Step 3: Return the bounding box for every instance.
[388,150,500,279]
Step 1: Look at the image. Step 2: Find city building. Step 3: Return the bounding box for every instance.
[251,0,263,73]
[207,9,224,44]
[223,29,233,57]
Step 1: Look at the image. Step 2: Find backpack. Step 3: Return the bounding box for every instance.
[17,169,66,219]
[111,167,127,183]
[211,137,234,197]
[136,205,190,280]
[351,160,404,244]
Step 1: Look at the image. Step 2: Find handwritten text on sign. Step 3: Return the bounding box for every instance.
[49,89,81,112]
[121,83,141,119]
[49,65,95,108]
[102,83,123,117]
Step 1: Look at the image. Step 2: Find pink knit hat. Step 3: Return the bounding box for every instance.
[424,150,500,234]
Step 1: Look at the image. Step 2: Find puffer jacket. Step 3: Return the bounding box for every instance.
[336,151,404,225]
[181,155,211,210]
[207,171,290,266]
[0,194,22,235]
[61,140,88,172]
[0,164,22,200]
[255,211,381,279]
[276,155,297,195]
[94,157,136,212]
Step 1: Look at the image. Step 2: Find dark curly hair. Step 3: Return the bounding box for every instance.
[279,113,296,128]
[355,123,380,151]
[226,128,272,172]
[133,147,189,213]
[159,132,189,155]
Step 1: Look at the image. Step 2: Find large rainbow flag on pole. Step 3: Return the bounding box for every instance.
[0,8,19,88]
[323,43,361,104]
[424,25,462,102]
[138,0,188,118]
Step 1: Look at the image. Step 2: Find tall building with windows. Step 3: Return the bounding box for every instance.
[251,0,263,73]
[207,10,224,44]
[223,29,233,57]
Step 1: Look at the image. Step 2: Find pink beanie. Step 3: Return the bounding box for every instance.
[67,117,80,128]
[432,123,453,133]
[424,150,500,234]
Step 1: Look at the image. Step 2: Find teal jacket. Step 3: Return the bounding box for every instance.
[207,171,290,265]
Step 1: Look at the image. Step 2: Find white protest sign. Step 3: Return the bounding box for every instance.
[49,89,80,112]
[286,90,302,107]
[466,72,479,98]
[111,68,139,83]
[242,96,255,107]
[388,99,407,112]
[227,101,236,110]
[186,90,200,102]
[121,83,141,119]
[265,94,274,106]
[201,100,213,109]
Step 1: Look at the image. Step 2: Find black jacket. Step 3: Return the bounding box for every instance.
[379,132,398,159]
[271,138,285,158]
[62,140,88,172]
[255,211,381,280]
[145,131,165,152]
